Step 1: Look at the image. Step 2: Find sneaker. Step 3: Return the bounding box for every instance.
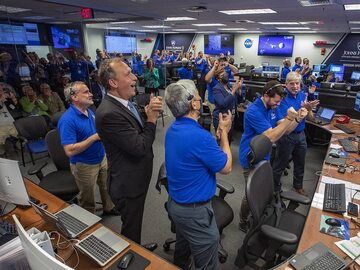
[294,188,308,197]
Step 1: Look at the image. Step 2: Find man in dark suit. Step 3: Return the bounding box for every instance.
[95,58,163,244]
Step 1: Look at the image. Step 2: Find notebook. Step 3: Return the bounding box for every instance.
[31,202,101,238]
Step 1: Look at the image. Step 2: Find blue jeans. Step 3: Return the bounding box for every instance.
[167,197,219,270]
[272,131,307,192]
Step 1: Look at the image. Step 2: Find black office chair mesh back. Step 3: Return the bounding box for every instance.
[14,116,48,140]
[246,160,274,226]
[45,129,70,171]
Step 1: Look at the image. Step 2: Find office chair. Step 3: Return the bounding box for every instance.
[134,93,164,127]
[156,162,235,263]
[28,129,79,202]
[13,116,49,165]
[235,135,311,269]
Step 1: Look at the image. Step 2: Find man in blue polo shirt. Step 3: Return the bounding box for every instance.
[272,72,319,196]
[177,58,193,80]
[238,80,308,231]
[281,59,291,81]
[58,81,116,215]
[164,80,233,270]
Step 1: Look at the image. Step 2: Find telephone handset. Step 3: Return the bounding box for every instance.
[336,115,351,124]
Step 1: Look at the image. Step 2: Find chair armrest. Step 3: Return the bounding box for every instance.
[261,224,298,245]
[281,191,311,205]
[216,179,235,194]
[28,161,47,176]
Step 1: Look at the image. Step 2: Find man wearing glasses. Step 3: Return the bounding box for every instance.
[58,81,117,216]
[238,80,308,231]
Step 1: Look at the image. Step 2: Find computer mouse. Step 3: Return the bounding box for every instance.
[329,153,340,158]
[39,203,48,210]
[325,218,342,227]
[117,253,133,269]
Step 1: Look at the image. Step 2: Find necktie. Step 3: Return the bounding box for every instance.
[127,101,143,127]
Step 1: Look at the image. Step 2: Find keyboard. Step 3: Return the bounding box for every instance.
[0,220,17,235]
[338,138,358,152]
[323,183,346,213]
[334,123,355,134]
[302,251,345,270]
[55,211,88,235]
[77,234,117,265]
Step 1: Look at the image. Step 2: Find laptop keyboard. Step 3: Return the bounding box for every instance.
[55,211,88,235]
[302,251,345,270]
[77,234,117,264]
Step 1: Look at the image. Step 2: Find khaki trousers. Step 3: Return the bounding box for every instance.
[70,157,114,213]
[0,124,18,145]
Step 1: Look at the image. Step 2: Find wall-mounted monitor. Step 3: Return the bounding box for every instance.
[350,71,360,82]
[204,34,234,55]
[258,35,294,57]
[23,23,40,45]
[105,35,137,54]
[51,26,81,49]
[0,23,40,45]
[313,64,327,72]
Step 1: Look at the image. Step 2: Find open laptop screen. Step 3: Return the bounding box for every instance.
[316,107,336,121]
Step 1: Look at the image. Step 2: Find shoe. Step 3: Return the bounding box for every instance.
[294,188,308,197]
[102,207,121,216]
[142,242,158,252]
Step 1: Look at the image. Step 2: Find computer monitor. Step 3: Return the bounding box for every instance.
[313,64,327,72]
[18,66,30,77]
[0,158,30,215]
[320,82,332,89]
[332,83,346,90]
[262,65,280,74]
[329,64,345,74]
[355,92,360,112]
[13,215,74,270]
[350,71,360,82]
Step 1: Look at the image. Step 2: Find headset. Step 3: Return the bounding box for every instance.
[263,83,287,97]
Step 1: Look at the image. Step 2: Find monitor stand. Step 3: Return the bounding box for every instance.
[0,200,16,216]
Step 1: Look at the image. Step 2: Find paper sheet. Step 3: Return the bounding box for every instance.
[330,129,346,134]
[330,143,343,150]
[311,192,325,209]
[336,236,360,265]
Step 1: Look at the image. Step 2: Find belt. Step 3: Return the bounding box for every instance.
[173,198,211,208]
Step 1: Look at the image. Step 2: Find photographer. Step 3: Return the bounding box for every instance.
[177,58,193,80]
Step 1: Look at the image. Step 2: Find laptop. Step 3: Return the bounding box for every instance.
[75,226,129,266]
[310,107,336,126]
[290,242,345,270]
[30,202,101,238]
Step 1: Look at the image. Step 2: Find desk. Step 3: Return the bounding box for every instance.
[281,119,360,269]
[3,179,178,270]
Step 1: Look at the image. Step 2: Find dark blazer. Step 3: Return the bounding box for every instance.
[95,95,156,206]
[212,83,237,128]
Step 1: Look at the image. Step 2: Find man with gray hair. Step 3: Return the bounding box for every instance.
[58,81,117,215]
[272,72,319,195]
[164,79,232,269]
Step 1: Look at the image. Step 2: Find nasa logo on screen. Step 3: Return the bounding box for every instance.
[357,42,360,51]
[171,40,176,46]
[244,39,253,48]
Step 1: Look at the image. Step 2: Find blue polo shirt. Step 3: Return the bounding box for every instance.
[67,60,88,82]
[239,97,282,169]
[207,75,218,104]
[281,66,291,80]
[165,117,227,203]
[177,66,193,80]
[292,64,302,72]
[58,105,105,165]
[277,89,306,133]
[195,57,207,72]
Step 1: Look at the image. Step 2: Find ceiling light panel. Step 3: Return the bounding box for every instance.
[218,28,247,30]
[173,29,197,31]
[0,5,31,13]
[142,25,171,28]
[192,23,226,26]
[276,27,311,30]
[109,21,135,24]
[259,22,299,25]
[165,17,196,21]
[344,4,360,10]
[219,9,277,15]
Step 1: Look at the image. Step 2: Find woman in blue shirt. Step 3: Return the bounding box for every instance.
[212,68,243,143]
